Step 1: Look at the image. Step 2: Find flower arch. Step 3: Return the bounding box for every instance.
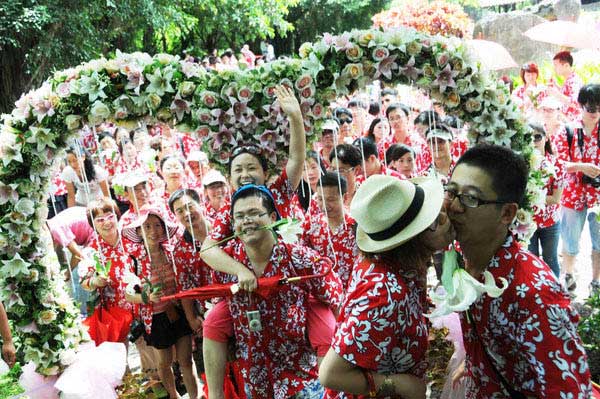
[0,26,541,375]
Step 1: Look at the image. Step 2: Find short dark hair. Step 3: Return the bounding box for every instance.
[231,185,278,219]
[553,50,573,66]
[386,103,410,118]
[168,188,201,213]
[577,84,600,107]
[98,131,114,143]
[443,115,463,129]
[353,137,378,159]
[414,110,442,127]
[381,88,398,97]
[368,101,380,116]
[228,144,268,174]
[348,98,367,110]
[329,144,361,167]
[385,144,414,163]
[334,107,352,119]
[455,144,528,206]
[319,171,347,195]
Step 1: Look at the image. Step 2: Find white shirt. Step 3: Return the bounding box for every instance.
[61,165,108,206]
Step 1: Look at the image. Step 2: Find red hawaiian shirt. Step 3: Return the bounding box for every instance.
[172,234,211,292]
[209,169,305,241]
[51,171,68,196]
[460,235,592,398]
[533,154,563,229]
[329,256,429,399]
[555,122,600,211]
[214,238,342,399]
[301,211,357,290]
[560,72,583,122]
[450,135,469,161]
[82,235,135,311]
[511,84,548,117]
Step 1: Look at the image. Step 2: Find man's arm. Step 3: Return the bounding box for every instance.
[200,239,258,291]
[0,302,16,368]
[275,85,305,190]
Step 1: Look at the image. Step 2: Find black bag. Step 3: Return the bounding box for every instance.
[127,255,145,343]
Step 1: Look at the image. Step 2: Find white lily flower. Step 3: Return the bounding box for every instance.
[427,249,508,318]
[122,271,142,296]
[276,218,303,244]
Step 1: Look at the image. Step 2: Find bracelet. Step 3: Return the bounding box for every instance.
[361,369,377,398]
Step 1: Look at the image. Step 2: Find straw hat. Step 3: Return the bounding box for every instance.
[350,175,443,253]
[122,207,179,243]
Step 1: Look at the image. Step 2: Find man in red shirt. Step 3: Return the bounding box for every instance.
[548,51,583,122]
[554,84,600,295]
[447,144,592,398]
[353,137,403,180]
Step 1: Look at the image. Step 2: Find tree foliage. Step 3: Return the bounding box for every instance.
[0,0,298,113]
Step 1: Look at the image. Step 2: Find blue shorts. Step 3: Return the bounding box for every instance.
[560,207,600,256]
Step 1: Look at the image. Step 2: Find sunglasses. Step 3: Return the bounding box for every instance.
[533,133,545,142]
[337,118,353,125]
[231,145,262,158]
[94,213,116,224]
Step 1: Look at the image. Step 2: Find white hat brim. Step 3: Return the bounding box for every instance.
[355,176,444,253]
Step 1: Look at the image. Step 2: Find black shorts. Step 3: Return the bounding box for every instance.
[144,307,192,349]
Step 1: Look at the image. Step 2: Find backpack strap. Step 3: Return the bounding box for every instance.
[566,125,574,161]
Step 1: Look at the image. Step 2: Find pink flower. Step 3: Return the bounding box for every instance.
[56,82,72,98]
[312,103,324,118]
[398,56,422,82]
[170,94,191,120]
[374,55,398,80]
[300,101,313,116]
[300,85,314,99]
[201,91,218,108]
[332,32,353,51]
[295,74,313,90]
[263,86,277,98]
[196,109,213,123]
[32,99,55,123]
[196,126,211,138]
[212,128,236,149]
[434,64,458,93]
[238,86,254,102]
[259,130,278,149]
[123,64,144,94]
[372,47,390,62]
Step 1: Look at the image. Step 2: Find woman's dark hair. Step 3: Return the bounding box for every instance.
[385,144,414,163]
[228,144,269,175]
[577,84,600,107]
[443,115,463,129]
[366,118,388,142]
[414,110,442,127]
[297,151,326,211]
[168,188,201,213]
[385,103,410,119]
[98,131,114,144]
[529,123,553,155]
[363,233,432,287]
[334,107,352,119]
[368,101,380,116]
[66,147,96,181]
[130,128,146,142]
[348,98,367,110]
[231,185,278,220]
[307,150,327,175]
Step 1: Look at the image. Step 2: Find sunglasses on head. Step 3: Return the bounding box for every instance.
[533,133,545,142]
[231,145,262,158]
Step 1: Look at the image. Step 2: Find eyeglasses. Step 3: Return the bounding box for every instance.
[337,118,353,125]
[533,133,545,142]
[582,104,600,114]
[232,211,268,223]
[444,187,506,208]
[94,213,116,224]
[332,166,354,174]
[231,145,262,158]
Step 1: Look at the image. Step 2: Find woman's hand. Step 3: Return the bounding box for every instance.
[2,341,16,368]
[275,85,302,120]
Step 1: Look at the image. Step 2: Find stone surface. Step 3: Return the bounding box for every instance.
[473,11,559,67]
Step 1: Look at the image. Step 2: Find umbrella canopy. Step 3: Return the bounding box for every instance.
[523,20,600,50]
[466,39,518,70]
[160,273,326,302]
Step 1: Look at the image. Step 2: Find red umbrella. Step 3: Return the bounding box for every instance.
[160,273,326,302]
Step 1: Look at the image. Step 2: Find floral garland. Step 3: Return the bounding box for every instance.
[0,26,543,376]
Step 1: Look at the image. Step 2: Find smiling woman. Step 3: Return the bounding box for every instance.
[0,26,540,377]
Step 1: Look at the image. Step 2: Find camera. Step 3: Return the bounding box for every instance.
[582,175,600,188]
[128,319,145,343]
[246,310,262,332]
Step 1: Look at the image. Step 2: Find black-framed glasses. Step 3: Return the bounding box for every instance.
[231,145,262,158]
[582,104,600,114]
[444,187,506,208]
[533,133,545,142]
[232,211,268,223]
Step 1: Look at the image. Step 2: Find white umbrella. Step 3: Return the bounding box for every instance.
[523,20,600,50]
[466,39,518,71]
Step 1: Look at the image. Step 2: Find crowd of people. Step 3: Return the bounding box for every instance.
[186,41,276,72]
[3,48,598,398]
